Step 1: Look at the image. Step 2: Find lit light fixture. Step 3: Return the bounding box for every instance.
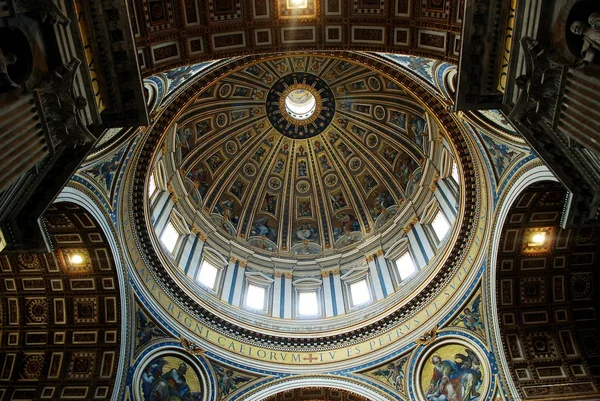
[70,254,84,265]
[522,226,554,255]
[287,0,308,9]
[530,232,546,246]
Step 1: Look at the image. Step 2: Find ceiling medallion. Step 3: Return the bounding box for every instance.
[266,72,335,139]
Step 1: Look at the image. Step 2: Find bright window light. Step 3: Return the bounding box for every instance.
[148,173,156,196]
[198,260,218,289]
[432,210,450,242]
[245,284,266,310]
[529,232,546,246]
[396,251,417,280]
[298,291,319,315]
[451,162,459,184]
[350,280,370,306]
[160,222,180,254]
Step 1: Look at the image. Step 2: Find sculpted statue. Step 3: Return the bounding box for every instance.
[570,12,600,68]
[0,47,18,94]
[590,12,600,31]
[12,0,69,25]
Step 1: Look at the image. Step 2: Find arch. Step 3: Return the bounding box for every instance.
[489,163,600,399]
[239,375,396,401]
[55,185,130,401]
[488,163,558,400]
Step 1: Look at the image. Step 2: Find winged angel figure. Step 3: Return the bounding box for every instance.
[371,358,406,391]
[212,364,252,396]
[456,295,484,333]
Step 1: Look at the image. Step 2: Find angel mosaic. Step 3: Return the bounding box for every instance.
[453,294,484,334]
[213,364,252,397]
[84,147,124,192]
[136,309,165,346]
[369,357,407,391]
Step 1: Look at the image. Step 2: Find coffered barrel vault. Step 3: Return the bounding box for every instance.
[129,0,464,76]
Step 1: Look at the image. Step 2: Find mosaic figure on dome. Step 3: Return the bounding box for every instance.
[230,180,245,200]
[351,81,366,91]
[140,356,203,401]
[188,166,210,198]
[237,131,250,144]
[297,200,312,217]
[329,191,348,211]
[214,199,239,226]
[410,115,427,148]
[390,111,407,129]
[207,153,223,172]
[383,146,399,165]
[297,160,308,177]
[422,347,484,401]
[352,125,367,138]
[262,193,277,214]
[251,216,278,243]
[337,141,353,158]
[294,222,318,243]
[395,154,420,190]
[273,159,285,174]
[196,120,210,138]
[177,127,194,159]
[570,13,600,68]
[361,173,377,193]
[319,155,332,170]
[371,191,395,219]
[333,213,360,240]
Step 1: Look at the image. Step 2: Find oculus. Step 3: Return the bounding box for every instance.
[266,72,335,139]
[284,87,317,120]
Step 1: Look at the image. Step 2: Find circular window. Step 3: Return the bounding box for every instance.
[285,89,316,120]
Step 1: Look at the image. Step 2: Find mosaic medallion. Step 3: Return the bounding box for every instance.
[417,342,489,401]
[266,72,335,139]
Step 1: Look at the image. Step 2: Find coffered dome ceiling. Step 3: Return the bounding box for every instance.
[168,55,441,257]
